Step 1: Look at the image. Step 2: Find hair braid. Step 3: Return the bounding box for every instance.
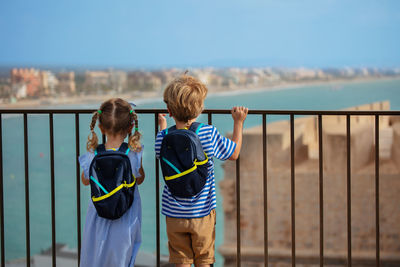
[128,111,142,152]
[86,112,99,151]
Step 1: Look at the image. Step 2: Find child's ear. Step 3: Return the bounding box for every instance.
[167,107,172,117]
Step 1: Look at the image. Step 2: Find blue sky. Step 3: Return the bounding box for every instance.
[0,0,399,68]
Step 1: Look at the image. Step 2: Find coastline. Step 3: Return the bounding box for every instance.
[1,76,399,109]
[207,75,400,97]
[0,90,162,109]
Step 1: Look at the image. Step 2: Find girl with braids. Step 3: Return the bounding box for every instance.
[78,98,145,267]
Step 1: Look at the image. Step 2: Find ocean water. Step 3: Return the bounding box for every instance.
[1,78,400,266]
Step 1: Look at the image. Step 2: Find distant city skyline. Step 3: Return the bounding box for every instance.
[1,0,399,68]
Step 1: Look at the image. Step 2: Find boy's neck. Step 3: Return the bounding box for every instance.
[175,118,197,129]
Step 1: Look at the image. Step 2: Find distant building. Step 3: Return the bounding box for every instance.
[343,67,356,77]
[84,71,110,91]
[57,72,76,94]
[293,68,317,80]
[40,71,59,95]
[11,68,41,98]
[12,83,27,99]
[192,68,213,85]
[83,70,127,93]
[109,70,127,92]
[127,71,162,91]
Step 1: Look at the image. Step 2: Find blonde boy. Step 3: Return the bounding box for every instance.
[155,75,248,267]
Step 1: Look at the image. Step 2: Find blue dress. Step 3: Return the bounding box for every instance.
[78,146,143,267]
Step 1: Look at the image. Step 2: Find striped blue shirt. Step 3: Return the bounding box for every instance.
[155,124,236,218]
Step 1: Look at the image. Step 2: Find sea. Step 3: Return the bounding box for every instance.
[1,78,400,266]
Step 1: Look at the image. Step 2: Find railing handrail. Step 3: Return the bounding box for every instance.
[1,108,400,116]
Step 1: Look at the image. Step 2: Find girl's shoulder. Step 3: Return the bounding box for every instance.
[128,144,144,155]
[78,151,95,179]
[79,151,95,165]
[127,144,144,161]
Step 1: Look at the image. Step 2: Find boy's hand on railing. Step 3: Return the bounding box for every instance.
[158,114,167,131]
[229,106,248,160]
[231,106,248,123]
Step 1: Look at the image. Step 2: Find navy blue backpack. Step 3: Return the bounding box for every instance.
[160,122,210,198]
[89,143,136,220]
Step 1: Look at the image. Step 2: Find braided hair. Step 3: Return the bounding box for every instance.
[128,110,142,152]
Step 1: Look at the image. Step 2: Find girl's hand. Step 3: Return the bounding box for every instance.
[158,114,167,131]
[81,172,90,186]
[136,161,145,185]
[231,106,248,123]
[136,176,144,185]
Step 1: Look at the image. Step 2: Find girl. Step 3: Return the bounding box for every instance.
[79,98,145,267]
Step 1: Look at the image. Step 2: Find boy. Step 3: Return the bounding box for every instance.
[155,74,248,267]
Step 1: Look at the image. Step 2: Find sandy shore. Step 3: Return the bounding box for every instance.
[0,91,162,109]
[1,76,399,109]
[208,76,400,97]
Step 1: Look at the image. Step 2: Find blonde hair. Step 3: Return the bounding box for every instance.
[163,74,208,122]
[86,98,142,152]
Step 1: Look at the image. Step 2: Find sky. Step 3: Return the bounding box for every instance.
[0,0,399,68]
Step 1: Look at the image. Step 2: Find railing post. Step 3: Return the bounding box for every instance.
[23,113,31,267]
[318,115,324,267]
[290,114,296,267]
[49,113,56,267]
[154,113,160,267]
[375,115,380,267]
[262,114,268,267]
[75,113,82,265]
[236,156,241,267]
[0,113,4,267]
[346,115,352,267]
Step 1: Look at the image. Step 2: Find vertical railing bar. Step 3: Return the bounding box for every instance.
[290,114,295,267]
[262,114,268,267]
[208,112,214,267]
[375,115,380,267]
[0,113,4,267]
[23,113,31,267]
[75,113,81,265]
[154,113,160,267]
[318,115,324,267]
[208,111,215,265]
[49,113,56,267]
[236,157,241,267]
[346,115,352,267]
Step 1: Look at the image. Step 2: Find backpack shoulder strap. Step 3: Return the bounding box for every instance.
[189,122,204,135]
[95,144,106,156]
[164,125,177,136]
[118,142,130,155]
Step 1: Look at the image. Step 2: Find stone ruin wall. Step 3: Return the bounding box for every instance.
[219,101,400,267]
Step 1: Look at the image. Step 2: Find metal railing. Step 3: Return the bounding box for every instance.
[0,108,400,267]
